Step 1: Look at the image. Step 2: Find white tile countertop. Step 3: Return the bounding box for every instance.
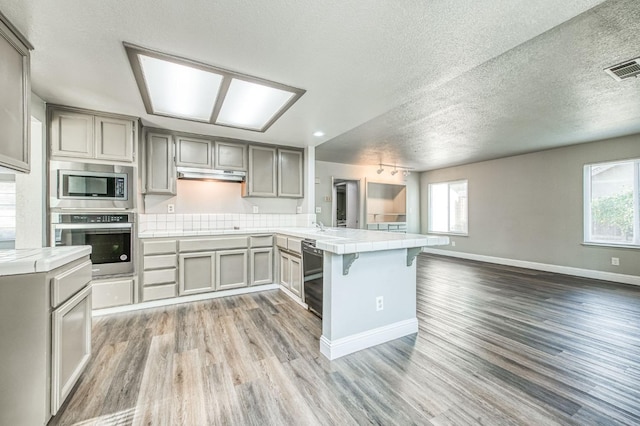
[0,246,92,277]
[139,227,449,255]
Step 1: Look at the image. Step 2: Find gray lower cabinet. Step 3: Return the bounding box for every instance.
[279,251,291,289]
[214,141,246,171]
[246,145,277,197]
[179,251,216,295]
[289,255,302,297]
[0,13,31,173]
[176,136,212,168]
[51,285,91,415]
[250,247,273,285]
[0,255,91,425]
[92,277,135,309]
[141,239,178,301]
[145,131,176,195]
[278,149,304,198]
[216,249,248,290]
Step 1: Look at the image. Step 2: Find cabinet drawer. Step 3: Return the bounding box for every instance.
[144,254,177,270]
[179,237,247,252]
[92,278,134,309]
[275,235,288,249]
[51,260,92,308]
[250,235,273,248]
[143,284,176,301]
[142,240,177,255]
[144,268,177,285]
[287,237,302,254]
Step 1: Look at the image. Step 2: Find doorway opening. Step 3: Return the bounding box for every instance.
[332,178,360,228]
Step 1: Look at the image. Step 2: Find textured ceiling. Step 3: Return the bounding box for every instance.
[2,0,635,170]
[316,0,640,170]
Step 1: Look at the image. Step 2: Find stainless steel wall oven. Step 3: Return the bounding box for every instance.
[51,213,134,277]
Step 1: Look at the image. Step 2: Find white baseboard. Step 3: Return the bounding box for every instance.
[320,318,418,360]
[422,248,640,286]
[92,283,279,317]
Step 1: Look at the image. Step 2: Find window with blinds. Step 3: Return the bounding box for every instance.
[0,176,16,247]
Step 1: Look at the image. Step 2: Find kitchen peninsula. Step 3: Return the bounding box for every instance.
[139,224,448,359]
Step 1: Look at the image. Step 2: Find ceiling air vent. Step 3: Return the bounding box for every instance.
[605,57,640,81]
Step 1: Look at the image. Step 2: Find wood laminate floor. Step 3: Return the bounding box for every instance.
[51,254,640,425]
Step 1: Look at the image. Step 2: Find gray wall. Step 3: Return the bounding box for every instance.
[420,133,640,276]
[315,161,420,233]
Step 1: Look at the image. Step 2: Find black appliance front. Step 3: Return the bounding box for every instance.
[302,239,323,318]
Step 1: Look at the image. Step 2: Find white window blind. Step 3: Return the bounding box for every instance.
[428,180,468,235]
[0,176,16,244]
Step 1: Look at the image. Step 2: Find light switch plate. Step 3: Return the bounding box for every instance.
[296,206,302,214]
[253,206,259,214]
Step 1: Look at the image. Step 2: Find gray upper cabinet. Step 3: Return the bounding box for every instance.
[246,145,277,197]
[145,131,176,195]
[0,13,31,173]
[214,141,246,171]
[95,116,134,162]
[176,136,212,168]
[50,107,136,163]
[278,149,303,198]
[50,110,94,159]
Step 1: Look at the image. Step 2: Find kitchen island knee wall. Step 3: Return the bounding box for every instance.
[419,133,640,282]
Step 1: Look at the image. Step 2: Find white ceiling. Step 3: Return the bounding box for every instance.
[2,0,638,170]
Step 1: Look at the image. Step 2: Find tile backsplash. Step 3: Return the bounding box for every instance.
[138,213,316,232]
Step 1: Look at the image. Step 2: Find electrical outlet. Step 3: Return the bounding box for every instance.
[315,207,321,213]
[296,206,302,214]
[376,296,384,311]
[451,241,456,247]
[253,206,259,214]
[167,204,175,213]
[611,257,620,266]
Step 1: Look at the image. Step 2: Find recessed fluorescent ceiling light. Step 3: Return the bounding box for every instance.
[313,131,325,137]
[138,55,223,121]
[124,43,305,132]
[217,79,295,130]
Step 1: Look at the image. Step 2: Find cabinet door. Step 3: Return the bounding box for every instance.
[279,251,290,289]
[179,252,215,295]
[50,110,94,159]
[289,255,302,297]
[95,116,134,162]
[51,285,91,414]
[250,247,273,286]
[176,137,212,168]
[247,145,277,197]
[216,249,248,290]
[214,141,246,171]
[0,19,30,173]
[145,132,176,195]
[92,278,134,309]
[278,149,303,198]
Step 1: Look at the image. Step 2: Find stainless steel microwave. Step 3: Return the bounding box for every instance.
[49,161,134,210]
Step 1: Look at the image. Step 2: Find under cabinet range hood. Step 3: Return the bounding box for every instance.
[176,167,246,182]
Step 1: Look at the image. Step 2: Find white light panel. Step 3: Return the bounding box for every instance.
[216,78,295,130]
[139,55,223,121]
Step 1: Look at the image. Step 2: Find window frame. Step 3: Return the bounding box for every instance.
[583,159,640,249]
[427,179,469,236]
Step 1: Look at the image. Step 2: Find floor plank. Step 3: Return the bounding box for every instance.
[50,254,640,425]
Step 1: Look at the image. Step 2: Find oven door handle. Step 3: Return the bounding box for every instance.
[53,223,133,230]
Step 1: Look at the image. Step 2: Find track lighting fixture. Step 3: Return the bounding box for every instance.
[374,163,414,177]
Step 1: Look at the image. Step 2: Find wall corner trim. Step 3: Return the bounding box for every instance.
[421,248,640,286]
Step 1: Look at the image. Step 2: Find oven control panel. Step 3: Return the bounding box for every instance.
[58,214,132,224]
